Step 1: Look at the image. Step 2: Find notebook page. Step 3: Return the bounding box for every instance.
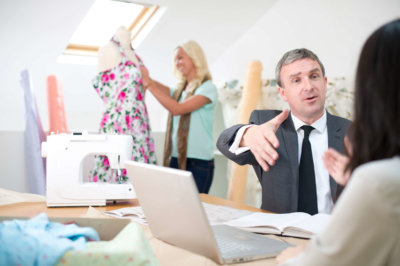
[104,206,147,224]
[224,212,311,234]
[282,213,331,238]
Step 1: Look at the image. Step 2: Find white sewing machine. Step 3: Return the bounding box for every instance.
[42,132,136,207]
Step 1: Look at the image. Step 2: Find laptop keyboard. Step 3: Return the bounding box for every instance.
[211,224,292,262]
[214,233,255,254]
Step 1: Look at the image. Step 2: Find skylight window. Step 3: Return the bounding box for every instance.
[60,0,161,64]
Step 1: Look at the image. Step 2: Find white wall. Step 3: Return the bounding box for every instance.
[1,0,398,132]
[0,131,27,192]
[211,0,400,82]
[0,0,276,133]
[0,0,97,132]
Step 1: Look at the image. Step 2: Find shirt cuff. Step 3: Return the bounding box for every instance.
[228,125,254,155]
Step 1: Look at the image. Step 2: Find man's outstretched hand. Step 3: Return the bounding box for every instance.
[241,109,289,171]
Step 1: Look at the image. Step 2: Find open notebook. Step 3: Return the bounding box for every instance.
[125,161,292,264]
[225,212,331,239]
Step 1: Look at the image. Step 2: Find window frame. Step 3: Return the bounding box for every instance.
[63,4,159,57]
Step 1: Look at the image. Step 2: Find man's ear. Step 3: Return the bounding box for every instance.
[278,86,288,102]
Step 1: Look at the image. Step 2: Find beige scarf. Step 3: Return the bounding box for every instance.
[163,80,205,169]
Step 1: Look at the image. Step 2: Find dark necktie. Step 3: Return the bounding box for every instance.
[298,125,318,215]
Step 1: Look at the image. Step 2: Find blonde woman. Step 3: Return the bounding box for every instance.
[141,40,217,193]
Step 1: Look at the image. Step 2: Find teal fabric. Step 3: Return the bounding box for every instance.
[170,80,218,160]
[0,213,99,266]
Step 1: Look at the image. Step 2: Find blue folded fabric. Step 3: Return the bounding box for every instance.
[0,213,99,266]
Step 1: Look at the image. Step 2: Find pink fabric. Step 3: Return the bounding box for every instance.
[46,75,68,134]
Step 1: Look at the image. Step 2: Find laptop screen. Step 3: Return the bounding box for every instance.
[126,160,223,262]
[125,160,292,264]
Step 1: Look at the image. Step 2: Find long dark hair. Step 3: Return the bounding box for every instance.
[347,18,400,172]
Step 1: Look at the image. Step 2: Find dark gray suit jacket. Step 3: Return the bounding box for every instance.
[216,110,351,213]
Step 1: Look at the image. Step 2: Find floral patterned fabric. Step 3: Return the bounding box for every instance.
[89,37,157,183]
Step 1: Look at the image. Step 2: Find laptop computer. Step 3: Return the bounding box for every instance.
[125,161,292,264]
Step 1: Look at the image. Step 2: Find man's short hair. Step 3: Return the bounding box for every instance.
[275,48,325,87]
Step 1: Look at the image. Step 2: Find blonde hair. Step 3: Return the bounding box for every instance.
[173,40,212,93]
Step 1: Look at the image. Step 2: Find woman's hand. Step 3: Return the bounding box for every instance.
[276,245,305,265]
[322,148,351,186]
[140,66,153,91]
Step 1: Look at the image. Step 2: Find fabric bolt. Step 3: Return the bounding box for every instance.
[89,36,157,183]
[0,213,99,266]
[20,69,46,195]
[297,125,318,215]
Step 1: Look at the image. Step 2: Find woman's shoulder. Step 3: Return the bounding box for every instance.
[353,157,400,179]
[199,80,217,90]
[195,80,218,99]
[352,157,400,205]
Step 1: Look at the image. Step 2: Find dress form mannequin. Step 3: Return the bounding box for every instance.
[97,26,140,72]
[89,26,157,183]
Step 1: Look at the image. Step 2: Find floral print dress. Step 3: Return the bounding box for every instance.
[89,36,157,183]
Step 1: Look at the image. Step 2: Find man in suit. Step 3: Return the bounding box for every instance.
[217,48,350,214]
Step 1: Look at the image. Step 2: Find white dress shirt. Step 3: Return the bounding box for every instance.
[229,111,333,213]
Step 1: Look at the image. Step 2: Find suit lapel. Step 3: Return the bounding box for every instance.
[280,113,299,209]
[327,111,345,200]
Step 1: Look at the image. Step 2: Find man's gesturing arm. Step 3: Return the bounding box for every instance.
[240,109,289,171]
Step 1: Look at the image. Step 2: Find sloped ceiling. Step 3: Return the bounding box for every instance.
[0,0,277,131]
[137,0,278,84]
[2,0,398,132]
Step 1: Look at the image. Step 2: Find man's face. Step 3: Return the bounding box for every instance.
[278,58,327,124]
